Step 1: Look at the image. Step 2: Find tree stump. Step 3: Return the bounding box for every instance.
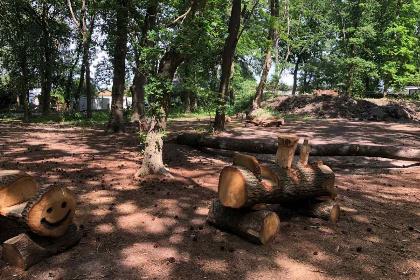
[1,186,76,238]
[2,224,81,270]
[298,139,311,166]
[207,199,280,244]
[0,170,37,211]
[275,134,299,169]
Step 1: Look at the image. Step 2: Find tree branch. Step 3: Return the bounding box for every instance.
[164,6,192,28]
[67,0,84,35]
[236,0,259,43]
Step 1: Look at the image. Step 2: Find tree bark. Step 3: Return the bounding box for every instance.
[218,161,336,209]
[280,200,340,222]
[21,48,30,122]
[207,199,280,244]
[214,0,242,131]
[107,0,129,133]
[137,48,184,175]
[253,0,279,109]
[291,55,301,95]
[131,5,156,122]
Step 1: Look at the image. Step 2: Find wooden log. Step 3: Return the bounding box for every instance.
[245,118,285,127]
[1,186,77,238]
[207,199,280,244]
[218,162,337,209]
[0,170,37,211]
[275,134,299,169]
[2,224,81,270]
[22,186,76,238]
[298,139,311,166]
[281,200,340,222]
[232,154,261,178]
[176,133,420,161]
[218,166,268,208]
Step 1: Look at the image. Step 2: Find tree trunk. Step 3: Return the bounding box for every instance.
[130,71,147,122]
[184,91,191,114]
[214,0,242,131]
[131,5,156,122]
[76,63,85,111]
[291,55,301,95]
[207,199,280,244]
[21,49,29,122]
[2,224,81,270]
[107,0,129,133]
[137,48,184,175]
[84,41,92,118]
[41,34,52,116]
[253,0,278,109]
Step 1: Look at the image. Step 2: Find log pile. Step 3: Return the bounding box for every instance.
[207,134,340,244]
[0,170,80,270]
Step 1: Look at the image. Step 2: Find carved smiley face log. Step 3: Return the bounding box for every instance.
[23,186,76,238]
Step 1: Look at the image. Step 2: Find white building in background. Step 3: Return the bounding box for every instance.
[405,86,419,95]
[29,88,41,105]
[78,89,132,111]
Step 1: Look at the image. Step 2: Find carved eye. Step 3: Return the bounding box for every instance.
[61,202,67,208]
[47,207,53,213]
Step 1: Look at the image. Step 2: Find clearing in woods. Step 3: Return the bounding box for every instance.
[0,118,419,280]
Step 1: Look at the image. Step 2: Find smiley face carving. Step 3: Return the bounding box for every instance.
[24,186,76,237]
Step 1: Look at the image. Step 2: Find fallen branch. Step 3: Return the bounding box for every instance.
[176,133,420,161]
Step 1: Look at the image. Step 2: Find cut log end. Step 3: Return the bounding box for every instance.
[23,186,76,238]
[232,154,261,178]
[218,166,248,208]
[0,170,38,210]
[260,212,280,244]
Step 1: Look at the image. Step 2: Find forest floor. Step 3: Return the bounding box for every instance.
[0,118,419,280]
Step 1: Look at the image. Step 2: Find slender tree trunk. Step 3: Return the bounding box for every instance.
[75,64,85,111]
[253,0,279,109]
[137,48,184,176]
[84,41,92,118]
[21,49,29,122]
[41,33,52,115]
[131,5,156,122]
[292,55,301,95]
[107,0,129,133]
[214,0,242,131]
[184,91,191,113]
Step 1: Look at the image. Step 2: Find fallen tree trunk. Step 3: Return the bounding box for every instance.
[176,133,420,161]
[2,224,81,270]
[245,118,285,127]
[207,199,280,244]
[218,162,337,208]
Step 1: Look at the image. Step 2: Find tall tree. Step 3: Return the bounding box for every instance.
[137,0,206,176]
[107,0,129,132]
[252,0,279,109]
[68,0,97,118]
[130,4,157,123]
[213,0,242,130]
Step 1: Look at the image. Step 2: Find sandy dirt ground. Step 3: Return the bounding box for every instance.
[0,118,419,280]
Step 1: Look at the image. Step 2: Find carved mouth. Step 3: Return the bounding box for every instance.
[41,210,71,229]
